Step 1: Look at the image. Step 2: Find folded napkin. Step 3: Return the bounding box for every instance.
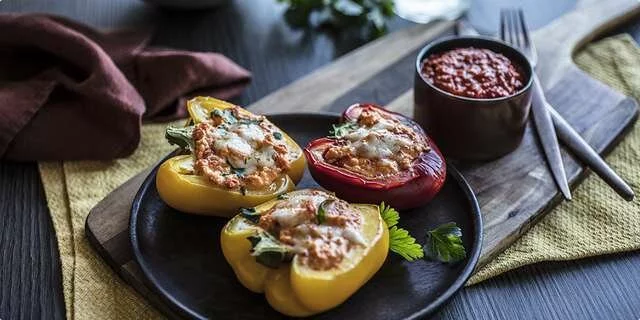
[0,14,251,161]
[37,34,640,318]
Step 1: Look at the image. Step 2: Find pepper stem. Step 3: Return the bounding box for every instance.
[165,126,194,151]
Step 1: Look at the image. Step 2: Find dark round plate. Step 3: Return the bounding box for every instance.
[130,113,482,320]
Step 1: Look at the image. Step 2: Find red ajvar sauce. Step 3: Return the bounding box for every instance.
[421,47,524,99]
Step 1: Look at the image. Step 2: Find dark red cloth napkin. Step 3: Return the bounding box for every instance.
[0,14,251,161]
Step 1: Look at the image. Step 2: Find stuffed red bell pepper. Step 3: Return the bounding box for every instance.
[304,103,446,210]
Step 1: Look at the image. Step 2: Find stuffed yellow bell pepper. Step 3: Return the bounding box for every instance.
[221,189,389,317]
[156,97,305,217]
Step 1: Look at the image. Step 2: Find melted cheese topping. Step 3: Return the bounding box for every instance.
[321,107,429,179]
[258,190,365,270]
[192,107,300,190]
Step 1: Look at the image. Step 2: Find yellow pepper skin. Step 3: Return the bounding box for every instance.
[156,155,296,217]
[156,97,305,217]
[220,189,389,317]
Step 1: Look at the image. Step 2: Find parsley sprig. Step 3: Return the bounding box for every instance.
[379,204,466,263]
[379,203,424,261]
[424,222,466,263]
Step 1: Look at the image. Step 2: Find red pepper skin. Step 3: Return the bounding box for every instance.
[304,104,447,210]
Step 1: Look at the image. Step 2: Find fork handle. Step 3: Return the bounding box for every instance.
[548,106,635,201]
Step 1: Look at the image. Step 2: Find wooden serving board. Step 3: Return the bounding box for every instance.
[86,0,639,316]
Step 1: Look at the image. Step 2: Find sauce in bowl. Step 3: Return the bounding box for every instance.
[421,47,524,99]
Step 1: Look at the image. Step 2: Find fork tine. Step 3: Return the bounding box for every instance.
[505,9,512,44]
[518,9,530,47]
[499,9,507,43]
[511,9,521,48]
[515,9,523,48]
[516,8,537,65]
[506,9,514,45]
[505,8,517,46]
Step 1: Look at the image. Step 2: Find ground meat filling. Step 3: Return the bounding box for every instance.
[192,107,297,191]
[322,108,430,179]
[258,191,364,270]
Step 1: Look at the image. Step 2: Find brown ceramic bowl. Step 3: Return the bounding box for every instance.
[414,36,534,160]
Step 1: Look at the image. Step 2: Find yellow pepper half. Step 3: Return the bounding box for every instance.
[220,189,389,317]
[156,97,306,217]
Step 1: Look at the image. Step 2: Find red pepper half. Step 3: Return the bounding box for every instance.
[304,103,446,210]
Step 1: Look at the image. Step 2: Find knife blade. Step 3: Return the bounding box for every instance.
[531,77,572,200]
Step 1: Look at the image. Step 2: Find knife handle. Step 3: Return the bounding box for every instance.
[548,106,635,201]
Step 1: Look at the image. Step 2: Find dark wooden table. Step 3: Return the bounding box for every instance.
[1,0,640,319]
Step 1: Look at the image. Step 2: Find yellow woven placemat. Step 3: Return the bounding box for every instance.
[39,123,176,319]
[38,34,640,318]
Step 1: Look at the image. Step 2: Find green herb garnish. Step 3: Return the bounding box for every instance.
[240,207,260,224]
[389,227,425,261]
[277,194,289,200]
[226,160,246,177]
[247,232,293,268]
[273,132,283,140]
[240,186,247,196]
[379,202,399,228]
[328,122,358,138]
[317,199,334,224]
[379,203,424,261]
[276,0,395,38]
[232,167,246,176]
[240,118,263,125]
[424,222,466,263]
[211,109,237,124]
[165,125,194,151]
[211,109,223,118]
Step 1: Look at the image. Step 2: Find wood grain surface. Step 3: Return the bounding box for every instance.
[0,163,65,320]
[3,0,640,319]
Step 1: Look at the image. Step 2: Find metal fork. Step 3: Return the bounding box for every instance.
[501,8,572,200]
[500,8,634,201]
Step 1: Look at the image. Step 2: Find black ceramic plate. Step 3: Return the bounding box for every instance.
[130,113,482,320]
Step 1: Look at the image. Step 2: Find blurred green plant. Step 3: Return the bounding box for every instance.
[276,0,395,38]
